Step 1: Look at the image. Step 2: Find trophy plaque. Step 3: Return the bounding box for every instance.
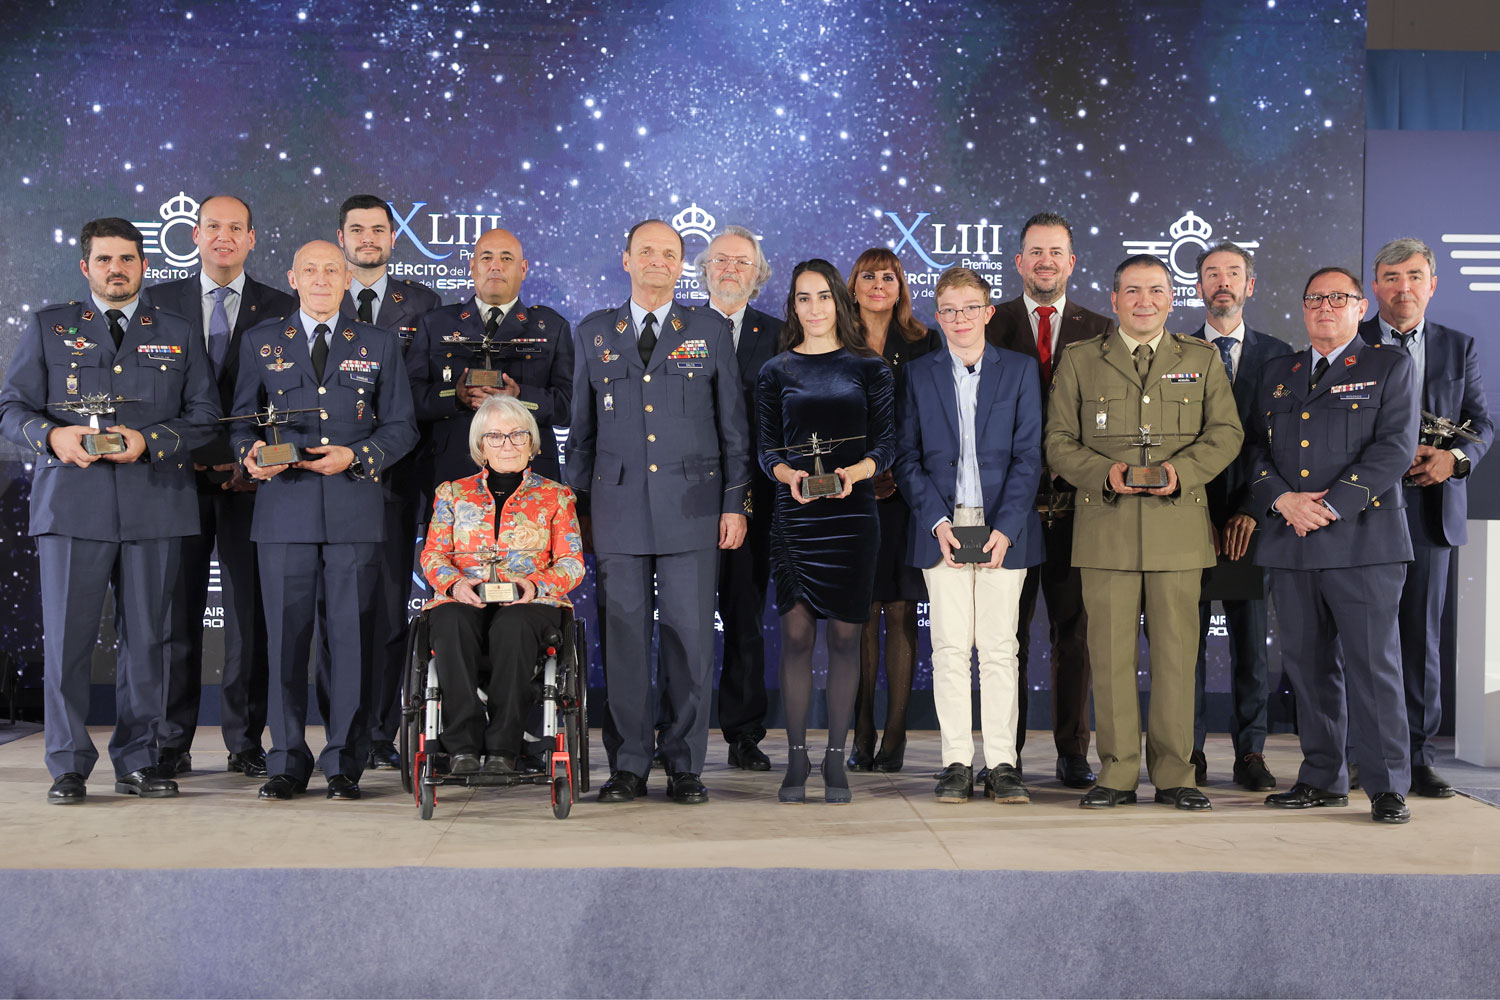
[949,525,992,564]
[766,432,866,500]
[1122,425,1171,490]
[220,401,324,467]
[471,549,518,602]
[48,393,139,455]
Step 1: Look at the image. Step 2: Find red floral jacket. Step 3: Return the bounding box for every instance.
[420,468,584,610]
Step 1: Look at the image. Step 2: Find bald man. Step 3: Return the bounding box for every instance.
[230,240,417,800]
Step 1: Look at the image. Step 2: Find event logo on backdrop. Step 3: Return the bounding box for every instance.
[1121,211,1261,308]
[882,211,1007,300]
[1441,234,1500,294]
[134,192,202,278]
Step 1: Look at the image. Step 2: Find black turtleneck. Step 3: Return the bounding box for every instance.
[486,468,524,537]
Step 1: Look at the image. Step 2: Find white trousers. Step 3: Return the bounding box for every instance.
[922,507,1026,768]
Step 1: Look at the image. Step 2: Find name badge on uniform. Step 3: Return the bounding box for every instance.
[1096,410,1108,431]
[66,374,79,394]
[442,365,452,382]
[604,392,614,412]
[1163,372,1200,383]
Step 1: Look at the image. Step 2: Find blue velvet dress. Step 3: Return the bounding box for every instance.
[755,348,896,623]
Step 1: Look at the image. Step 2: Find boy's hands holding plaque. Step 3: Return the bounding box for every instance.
[936,522,1010,568]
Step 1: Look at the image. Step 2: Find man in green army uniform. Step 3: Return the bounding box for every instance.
[1045,255,1243,810]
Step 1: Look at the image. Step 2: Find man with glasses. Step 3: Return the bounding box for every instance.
[1251,268,1419,823]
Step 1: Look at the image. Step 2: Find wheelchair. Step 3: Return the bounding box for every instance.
[398,606,590,820]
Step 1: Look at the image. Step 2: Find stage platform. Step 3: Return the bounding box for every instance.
[4,728,1500,998]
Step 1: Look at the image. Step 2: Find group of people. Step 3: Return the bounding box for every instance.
[2,197,1486,825]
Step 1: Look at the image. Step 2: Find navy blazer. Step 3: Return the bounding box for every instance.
[0,299,221,540]
[229,314,418,544]
[1249,340,1418,569]
[893,343,1043,570]
[1190,324,1295,523]
[691,302,781,519]
[144,271,297,471]
[565,299,751,555]
[1358,318,1493,547]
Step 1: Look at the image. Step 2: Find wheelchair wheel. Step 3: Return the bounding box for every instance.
[551,772,572,820]
[399,616,428,796]
[574,619,591,794]
[401,706,419,796]
[417,756,435,821]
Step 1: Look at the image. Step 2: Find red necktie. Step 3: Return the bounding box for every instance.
[1035,305,1056,383]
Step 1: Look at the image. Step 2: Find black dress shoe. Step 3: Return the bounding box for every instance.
[1233,752,1277,791]
[1410,765,1455,798]
[367,740,401,770]
[450,753,481,775]
[598,770,646,802]
[115,768,178,798]
[326,775,362,800]
[258,774,308,800]
[666,771,709,804]
[848,746,876,772]
[481,753,516,774]
[1265,782,1348,809]
[727,736,772,771]
[48,772,86,804]
[984,763,1031,803]
[1154,786,1212,810]
[934,763,973,803]
[227,748,268,777]
[1079,785,1137,809]
[1055,754,1095,789]
[1190,749,1208,786]
[156,750,192,777]
[1371,791,1411,824]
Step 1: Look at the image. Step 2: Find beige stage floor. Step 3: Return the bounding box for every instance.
[3,728,1498,874]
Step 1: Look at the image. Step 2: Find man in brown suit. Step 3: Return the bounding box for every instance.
[984,212,1114,788]
[1045,255,1242,810]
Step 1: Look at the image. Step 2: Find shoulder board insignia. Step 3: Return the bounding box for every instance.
[344,329,355,341]
[82,310,95,321]
[140,315,152,326]
[671,315,683,331]
[460,310,471,321]
[515,309,527,324]
[391,291,404,304]
[616,319,628,334]
[285,326,297,338]
[1344,356,1357,367]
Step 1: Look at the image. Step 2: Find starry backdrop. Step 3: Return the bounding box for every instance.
[0,0,1365,707]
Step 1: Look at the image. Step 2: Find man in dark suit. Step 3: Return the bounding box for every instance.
[983,211,1113,788]
[566,219,752,804]
[233,240,417,801]
[335,193,442,771]
[145,195,296,780]
[691,225,781,771]
[1252,267,1419,823]
[1189,243,1294,791]
[0,217,220,802]
[1360,237,1492,799]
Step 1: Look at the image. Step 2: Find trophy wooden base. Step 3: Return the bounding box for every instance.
[465,369,502,388]
[83,432,125,456]
[479,581,518,603]
[1124,464,1170,490]
[801,473,842,499]
[258,442,302,467]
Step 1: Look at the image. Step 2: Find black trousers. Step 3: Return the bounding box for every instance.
[1015,515,1092,757]
[715,510,772,744]
[429,601,563,756]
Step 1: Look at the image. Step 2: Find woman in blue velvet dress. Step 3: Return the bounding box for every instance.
[756,259,895,803]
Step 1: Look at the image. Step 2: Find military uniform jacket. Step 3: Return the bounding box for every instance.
[1044,331,1243,571]
[229,314,418,544]
[1249,340,1419,569]
[565,300,752,555]
[0,300,221,540]
[407,299,573,488]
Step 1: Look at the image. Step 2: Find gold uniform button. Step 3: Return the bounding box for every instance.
[320,437,330,445]
[688,372,695,379]
[603,376,610,384]
[1300,440,1310,448]
[320,410,329,420]
[160,365,167,371]
[113,365,122,374]
[1301,412,1310,419]
[1373,500,1381,507]
[70,362,78,369]
[644,404,653,412]
[318,386,327,395]
[643,374,652,383]
[1300,470,1310,478]
[357,388,365,395]
[1142,395,1151,404]
[649,463,658,472]
[647,434,656,442]
[1351,403,1359,410]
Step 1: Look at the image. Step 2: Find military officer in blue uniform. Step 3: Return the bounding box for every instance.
[336,193,443,771]
[145,194,296,781]
[232,240,417,801]
[566,219,752,804]
[408,227,573,497]
[1251,266,1419,824]
[0,217,221,803]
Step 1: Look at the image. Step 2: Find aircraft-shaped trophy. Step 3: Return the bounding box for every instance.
[46,393,140,455]
[441,328,548,388]
[220,400,326,466]
[463,548,518,603]
[1098,424,1194,490]
[1406,409,1487,486]
[765,432,866,499]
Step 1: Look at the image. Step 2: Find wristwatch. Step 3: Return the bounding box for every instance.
[1451,448,1471,479]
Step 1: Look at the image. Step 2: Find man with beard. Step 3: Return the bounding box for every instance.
[146,195,296,781]
[1189,243,1293,790]
[335,194,441,771]
[692,225,781,770]
[984,212,1113,787]
[0,217,220,802]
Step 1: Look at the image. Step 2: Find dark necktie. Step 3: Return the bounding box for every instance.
[1213,336,1235,382]
[208,286,231,375]
[1395,330,1417,353]
[1309,356,1329,391]
[1134,343,1153,385]
[312,323,330,381]
[638,312,658,366]
[1035,305,1055,383]
[106,309,125,350]
[357,288,376,324]
[484,306,501,337]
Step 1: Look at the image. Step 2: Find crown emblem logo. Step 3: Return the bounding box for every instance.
[1123,210,1258,289]
[1168,211,1213,241]
[672,202,716,240]
[160,191,200,223]
[133,191,203,269]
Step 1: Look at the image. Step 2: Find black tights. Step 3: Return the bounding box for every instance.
[854,600,916,757]
[779,603,862,787]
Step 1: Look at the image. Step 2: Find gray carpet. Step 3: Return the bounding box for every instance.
[2,868,1498,998]
[0,721,40,747]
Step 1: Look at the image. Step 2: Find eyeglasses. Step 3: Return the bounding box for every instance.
[1302,292,1363,309]
[707,255,754,270]
[935,304,990,321]
[482,430,532,448]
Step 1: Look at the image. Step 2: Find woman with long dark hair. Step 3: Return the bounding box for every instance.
[847,247,942,772]
[757,259,895,803]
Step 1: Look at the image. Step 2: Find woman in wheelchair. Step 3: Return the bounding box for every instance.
[419,394,584,776]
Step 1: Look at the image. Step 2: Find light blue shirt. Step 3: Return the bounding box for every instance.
[91,294,138,325]
[629,300,672,343]
[1378,315,1426,392]
[1310,338,1356,372]
[351,273,389,318]
[952,350,984,509]
[300,310,334,353]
